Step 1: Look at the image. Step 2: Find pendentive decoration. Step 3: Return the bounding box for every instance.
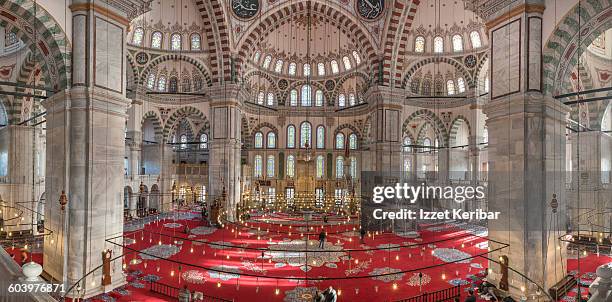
[356,0,385,21]
[231,0,260,20]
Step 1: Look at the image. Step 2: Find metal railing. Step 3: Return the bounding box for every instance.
[150,280,233,302]
[393,285,460,302]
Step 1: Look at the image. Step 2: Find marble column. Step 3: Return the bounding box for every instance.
[42,1,149,298]
[208,85,242,221]
[481,1,569,299]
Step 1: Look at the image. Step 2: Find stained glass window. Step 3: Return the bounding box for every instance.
[350,157,357,179]
[423,138,432,152]
[290,89,298,106]
[267,155,275,178]
[286,155,295,178]
[151,31,162,49]
[414,36,425,53]
[315,90,324,107]
[483,128,489,144]
[254,132,263,148]
[194,75,203,91]
[331,60,339,74]
[254,155,262,177]
[200,134,208,149]
[403,137,412,152]
[301,85,312,106]
[257,92,265,105]
[263,55,272,69]
[349,133,357,149]
[352,51,361,64]
[303,63,311,76]
[457,77,466,93]
[287,125,296,148]
[338,94,346,107]
[267,132,276,148]
[342,56,352,70]
[316,156,324,179]
[274,59,284,73]
[349,94,356,106]
[447,80,456,95]
[288,62,297,75]
[254,51,261,63]
[335,133,345,149]
[452,34,463,52]
[267,93,274,106]
[317,62,326,76]
[147,73,156,89]
[157,76,166,91]
[434,36,444,53]
[316,125,325,149]
[300,122,312,148]
[190,33,201,50]
[171,33,182,50]
[180,134,187,149]
[132,27,144,45]
[182,77,191,92]
[470,31,482,48]
[168,77,178,93]
[336,156,344,179]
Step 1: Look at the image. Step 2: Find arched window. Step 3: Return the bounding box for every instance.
[267,93,274,106]
[457,77,466,93]
[452,34,463,52]
[338,94,346,107]
[254,132,263,148]
[180,134,187,149]
[350,157,357,179]
[254,51,261,63]
[434,36,444,53]
[193,75,203,91]
[266,155,275,178]
[470,31,482,48]
[257,92,265,105]
[290,89,298,106]
[300,122,312,148]
[286,155,295,178]
[447,80,456,95]
[157,76,166,91]
[168,77,178,93]
[151,31,162,49]
[316,126,325,149]
[301,85,312,106]
[171,33,182,50]
[288,62,297,75]
[482,128,489,144]
[315,90,324,107]
[331,60,339,74]
[423,138,432,152]
[349,133,357,149]
[403,137,412,152]
[254,155,262,177]
[200,134,208,149]
[287,125,296,148]
[182,77,191,92]
[342,56,352,70]
[336,156,344,179]
[348,94,356,106]
[132,27,144,45]
[190,33,201,50]
[316,156,324,179]
[317,62,326,76]
[262,55,272,69]
[414,36,425,53]
[352,51,361,64]
[335,133,345,149]
[146,73,156,89]
[267,132,276,148]
[274,59,284,73]
[303,63,311,76]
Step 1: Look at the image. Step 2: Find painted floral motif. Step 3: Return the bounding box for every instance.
[113,287,130,296]
[141,274,161,282]
[263,239,345,267]
[376,243,400,251]
[432,248,472,263]
[369,267,404,282]
[190,226,217,235]
[406,272,432,286]
[139,244,181,260]
[283,286,319,302]
[470,263,483,269]
[345,258,372,275]
[182,269,207,284]
[325,263,338,269]
[207,265,241,281]
[163,222,183,228]
[242,260,267,274]
[449,278,470,286]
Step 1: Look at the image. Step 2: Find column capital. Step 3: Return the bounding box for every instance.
[483,93,569,123]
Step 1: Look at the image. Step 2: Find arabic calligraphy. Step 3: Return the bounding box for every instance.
[232,0,260,20]
[356,0,384,20]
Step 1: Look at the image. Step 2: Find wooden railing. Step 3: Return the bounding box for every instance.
[150,280,233,302]
[393,285,461,302]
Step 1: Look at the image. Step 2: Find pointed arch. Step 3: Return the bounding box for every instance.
[402,109,449,146]
[162,106,209,142]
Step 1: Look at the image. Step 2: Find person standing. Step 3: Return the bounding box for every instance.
[322,286,337,302]
[359,227,366,244]
[465,289,476,302]
[318,230,326,249]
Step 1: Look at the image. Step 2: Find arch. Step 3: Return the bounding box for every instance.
[139,54,212,87]
[402,109,449,146]
[330,71,371,104]
[252,122,279,136]
[542,0,612,95]
[448,115,472,147]
[141,111,163,142]
[12,51,38,123]
[193,0,231,83]
[162,106,209,142]
[333,123,363,147]
[235,1,378,80]
[0,0,71,90]
[382,0,422,86]
[402,57,474,89]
